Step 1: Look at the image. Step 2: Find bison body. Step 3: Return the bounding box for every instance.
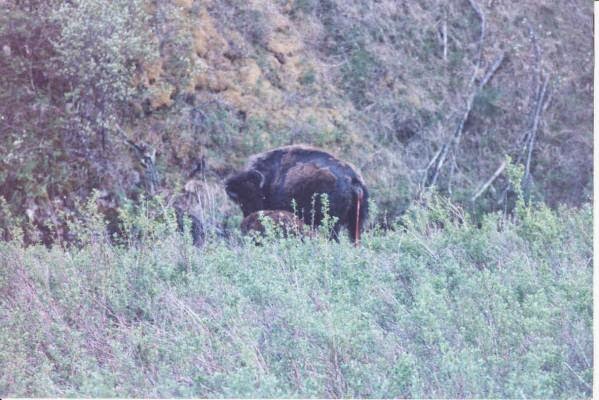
[241,210,311,239]
[225,145,368,243]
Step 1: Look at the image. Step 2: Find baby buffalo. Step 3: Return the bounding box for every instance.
[225,145,368,244]
[241,210,312,240]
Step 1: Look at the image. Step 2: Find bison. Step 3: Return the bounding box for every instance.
[225,145,368,244]
[241,210,313,240]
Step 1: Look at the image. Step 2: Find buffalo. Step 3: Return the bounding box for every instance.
[225,145,368,244]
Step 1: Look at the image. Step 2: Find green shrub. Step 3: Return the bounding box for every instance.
[0,193,591,398]
[51,0,157,132]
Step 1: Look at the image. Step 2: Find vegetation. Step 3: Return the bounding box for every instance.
[0,0,592,397]
[0,0,593,241]
[0,190,592,397]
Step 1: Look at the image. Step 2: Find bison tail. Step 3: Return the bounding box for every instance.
[349,182,368,246]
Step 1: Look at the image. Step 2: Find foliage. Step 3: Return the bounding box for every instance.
[0,0,160,244]
[0,0,593,242]
[0,2,591,396]
[0,195,592,398]
[52,0,157,132]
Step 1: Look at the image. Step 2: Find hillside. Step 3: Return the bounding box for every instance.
[0,1,594,397]
[0,0,593,242]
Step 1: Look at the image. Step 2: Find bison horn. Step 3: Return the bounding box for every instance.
[250,170,266,189]
[226,188,239,201]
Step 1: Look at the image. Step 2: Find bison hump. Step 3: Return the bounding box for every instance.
[283,163,337,198]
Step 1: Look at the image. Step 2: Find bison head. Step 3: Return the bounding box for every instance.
[224,169,266,216]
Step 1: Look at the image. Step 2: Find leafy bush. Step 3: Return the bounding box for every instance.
[0,0,162,244]
[52,0,157,131]
[0,195,591,398]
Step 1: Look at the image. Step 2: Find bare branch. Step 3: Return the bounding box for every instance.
[524,73,550,183]
[515,25,543,162]
[529,25,542,85]
[479,52,506,88]
[563,362,592,391]
[467,0,486,88]
[471,159,507,202]
[442,7,448,62]
[422,0,509,190]
[420,144,443,187]
[447,153,460,196]
[427,143,450,187]
[113,125,160,196]
[426,52,505,188]
[498,26,550,207]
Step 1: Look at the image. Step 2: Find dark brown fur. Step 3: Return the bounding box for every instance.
[225,145,368,243]
[241,210,312,239]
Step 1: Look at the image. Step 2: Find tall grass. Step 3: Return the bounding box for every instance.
[0,196,592,397]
